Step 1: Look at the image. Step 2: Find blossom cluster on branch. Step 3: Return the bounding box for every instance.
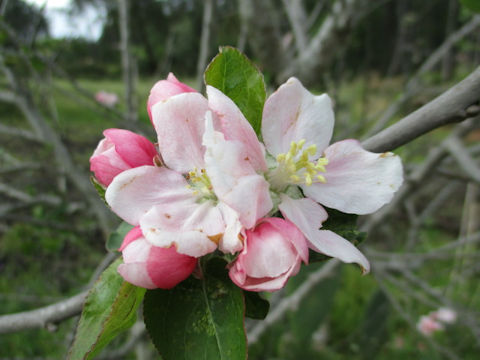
[90,73,403,292]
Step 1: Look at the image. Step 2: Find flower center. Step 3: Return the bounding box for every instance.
[186,168,217,201]
[268,139,328,192]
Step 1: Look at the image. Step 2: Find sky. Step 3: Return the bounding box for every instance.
[24,0,106,41]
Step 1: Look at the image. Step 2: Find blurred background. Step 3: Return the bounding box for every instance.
[0,0,479,358]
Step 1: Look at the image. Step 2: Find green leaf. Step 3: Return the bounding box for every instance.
[68,258,146,360]
[244,291,269,320]
[90,176,106,203]
[204,46,266,135]
[460,0,480,12]
[144,258,247,360]
[106,222,134,252]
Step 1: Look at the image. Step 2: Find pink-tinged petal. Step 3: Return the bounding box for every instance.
[105,166,193,225]
[121,233,152,263]
[243,224,297,278]
[279,195,370,273]
[219,175,272,229]
[228,217,306,292]
[302,139,404,215]
[147,73,197,122]
[229,255,302,292]
[118,263,156,289]
[203,115,272,228]
[206,86,267,172]
[139,201,223,257]
[119,226,142,251]
[217,203,244,254]
[119,229,197,289]
[118,235,156,289]
[262,77,334,157]
[90,152,130,187]
[147,246,197,289]
[152,93,214,173]
[262,217,309,264]
[278,195,328,230]
[308,230,370,274]
[90,129,157,187]
[103,129,157,168]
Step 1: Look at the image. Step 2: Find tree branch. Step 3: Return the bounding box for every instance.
[362,67,480,153]
[0,291,87,334]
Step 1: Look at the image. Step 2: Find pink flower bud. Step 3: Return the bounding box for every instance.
[117,226,197,289]
[229,217,309,292]
[90,129,157,187]
[147,73,196,123]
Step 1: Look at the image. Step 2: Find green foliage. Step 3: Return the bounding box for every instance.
[204,47,266,135]
[244,291,270,320]
[144,258,247,360]
[90,176,106,203]
[68,259,146,360]
[106,222,134,252]
[460,0,480,12]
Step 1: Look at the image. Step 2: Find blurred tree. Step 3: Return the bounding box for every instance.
[1,0,48,43]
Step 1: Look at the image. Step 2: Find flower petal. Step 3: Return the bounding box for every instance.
[263,217,309,264]
[278,195,328,230]
[139,201,223,257]
[103,129,157,168]
[262,77,334,157]
[217,202,244,254]
[118,236,156,289]
[203,114,272,228]
[118,263,156,289]
[207,85,267,172]
[151,93,214,173]
[243,223,297,278]
[105,166,193,225]
[146,245,197,289]
[302,139,403,215]
[279,195,370,273]
[229,256,302,292]
[147,73,197,123]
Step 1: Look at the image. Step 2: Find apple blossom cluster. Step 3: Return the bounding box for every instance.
[90,73,403,292]
[416,308,457,337]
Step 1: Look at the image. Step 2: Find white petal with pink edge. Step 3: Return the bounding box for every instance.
[262,77,334,158]
[279,195,370,273]
[302,139,403,215]
[151,92,212,173]
[139,202,223,257]
[217,202,244,254]
[206,85,267,172]
[105,165,194,226]
[203,114,272,228]
[118,263,157,289]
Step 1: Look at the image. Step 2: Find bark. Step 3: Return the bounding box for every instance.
[278,0,375,84]
[362,66,480,153]
[196,0,214,91]
[118,0,137,122]
[281,0,308,53]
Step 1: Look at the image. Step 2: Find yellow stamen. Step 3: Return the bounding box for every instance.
[272,139,329,188]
